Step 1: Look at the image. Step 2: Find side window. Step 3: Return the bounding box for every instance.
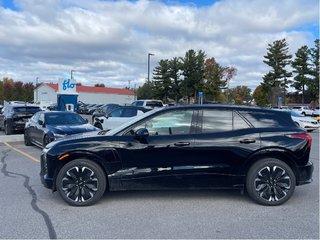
[200,110,232,133]
[31,112,40,123]
[130,110,194,136]
[109,108,123,117]
[122,109,137,117]
[38,113,44,123]
[233,111,251,130]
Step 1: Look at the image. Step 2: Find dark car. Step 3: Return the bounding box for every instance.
[24,111,99,148]
[0,103,41,135]
[40,105,313,206]
[91,103,120,122]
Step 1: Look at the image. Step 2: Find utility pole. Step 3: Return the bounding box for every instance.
[147,53,154,99]
[35,77,39,103]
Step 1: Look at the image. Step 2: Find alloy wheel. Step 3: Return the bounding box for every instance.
[61,166,99,203]
[254,166,291,202]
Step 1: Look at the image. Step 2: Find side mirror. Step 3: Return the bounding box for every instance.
[38,120,45,127]
[134,128,149,142]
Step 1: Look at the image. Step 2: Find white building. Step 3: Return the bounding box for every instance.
[34,83,135,106]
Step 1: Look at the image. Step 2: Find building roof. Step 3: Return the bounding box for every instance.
[44,83,134,96]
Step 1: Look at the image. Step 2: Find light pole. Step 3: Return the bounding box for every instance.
[35,77,39,103]
[147,53,154,99]
[70,70,75,79]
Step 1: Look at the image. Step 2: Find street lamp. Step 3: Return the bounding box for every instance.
[35,77,39,103]
[70,70,75,79]
[147,53,154,99]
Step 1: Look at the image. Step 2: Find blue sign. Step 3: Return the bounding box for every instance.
[199,91,203,97]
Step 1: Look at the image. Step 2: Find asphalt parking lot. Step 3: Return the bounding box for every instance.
[0,130,319,239]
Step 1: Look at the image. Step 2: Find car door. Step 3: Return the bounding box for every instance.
[26,112,40,142]
[117,109,199,189]
[192,108,261,188]
[33,112,46,144]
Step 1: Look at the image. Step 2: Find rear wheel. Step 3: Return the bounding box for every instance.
[24,131,32,146]
[4,122,12,135]
[246,158,295,206]
[56,159,107,206]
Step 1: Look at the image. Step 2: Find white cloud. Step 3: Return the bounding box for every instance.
[0,0,318,90]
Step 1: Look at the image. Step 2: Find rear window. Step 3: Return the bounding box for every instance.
[13,107,41,113]
[240,111,291,128]
[146,101,163,107]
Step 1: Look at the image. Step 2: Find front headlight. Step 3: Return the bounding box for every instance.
[53,132,67,139]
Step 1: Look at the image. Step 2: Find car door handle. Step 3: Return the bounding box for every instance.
[174,142,190,147]
[240,139,256,144]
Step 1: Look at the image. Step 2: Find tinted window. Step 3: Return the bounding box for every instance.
[131,110,194,136]
[31,112,40,122]
[146,101,163,107]
[13,107,41,113]
[201,110,232,133]
[122,108,137,117]
[240,111,288,127]
[109,108,123,117]
[45,113,86,125]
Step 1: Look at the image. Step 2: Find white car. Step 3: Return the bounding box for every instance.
[131,99,164,109]
[93,106,150,131]
[291,111,319,132]
[291,106,314,116]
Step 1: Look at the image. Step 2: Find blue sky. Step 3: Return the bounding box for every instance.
[0,0,318,90]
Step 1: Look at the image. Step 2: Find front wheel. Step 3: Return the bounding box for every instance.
[56,159,107,206]
[246,158,296,206]
[24,131,32,146]
[4,122,12,135]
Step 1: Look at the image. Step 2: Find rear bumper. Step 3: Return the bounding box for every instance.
[296,161,314,185]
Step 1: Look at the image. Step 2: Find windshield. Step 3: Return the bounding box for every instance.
[106,108,162,136]
[45,113,87,125]
[291,111,304,117]
[13,107,41,113]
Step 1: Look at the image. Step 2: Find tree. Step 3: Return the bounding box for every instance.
[136,83,149,99]
[262,39,292,106]
[291,45,311,104]
[226,86,252,105]
[168,57,183,103]
[307,39,320,102]
[152,59,172,102]
[94,83,105,87]
[253,85,269,107]
[203,57,225,101]
[181,49,206,103]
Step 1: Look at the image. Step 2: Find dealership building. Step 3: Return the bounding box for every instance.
[34,83,135,107]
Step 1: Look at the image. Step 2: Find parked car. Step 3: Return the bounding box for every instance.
[312,107,320,122]
[292,106,313,116]
[87,104,103,115]
[131,99,163,109]
[291,111,319,132]
[24,111,99,148]
[93,106,150,131]
[40,105,313,206]
[0,102,41,135]
[91,103,120,122]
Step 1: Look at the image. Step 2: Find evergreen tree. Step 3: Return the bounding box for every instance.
[168,57,183,103]
[262,39,292,106]
[253,85,269,107]
[291,45,311,104]
[307,39,319,102]
[152,59,171,102]
[181,49,206,103]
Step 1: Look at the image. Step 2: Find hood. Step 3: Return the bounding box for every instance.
[47,123,99,135]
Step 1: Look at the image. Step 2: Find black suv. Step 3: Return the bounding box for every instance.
[41,105,313,206]
[0,103,41,135]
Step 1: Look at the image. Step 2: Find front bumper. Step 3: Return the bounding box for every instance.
[40,152,54,189]
[296,161,314,185]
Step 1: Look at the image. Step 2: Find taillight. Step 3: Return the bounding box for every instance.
[288,133,312,148]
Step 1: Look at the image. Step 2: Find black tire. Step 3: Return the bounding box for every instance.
[4,122,12,135]
[56,159,107,206]
[94,123,103,130]
[246,158,296,206]
[43,135,51,147]
[24,131,32,146]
